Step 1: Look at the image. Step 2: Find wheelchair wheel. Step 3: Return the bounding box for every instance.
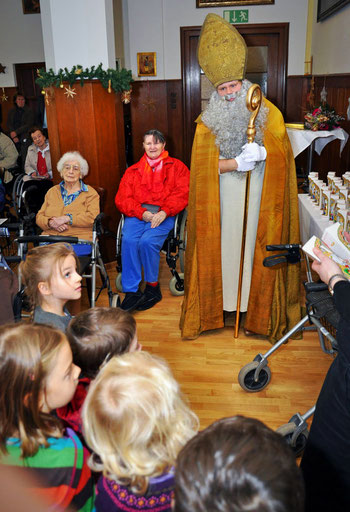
[115,273,123,292]
[238,361,271,392]
[110,293,121,308]
[179,209,187,274]
[276,422,309,457]
[169,273,184,296]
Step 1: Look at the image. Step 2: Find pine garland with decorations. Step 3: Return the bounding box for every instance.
[36,63,133,101]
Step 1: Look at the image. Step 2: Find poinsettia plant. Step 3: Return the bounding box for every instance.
[304,104,344,131]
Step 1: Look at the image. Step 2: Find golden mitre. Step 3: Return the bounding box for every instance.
[197,13,247,88]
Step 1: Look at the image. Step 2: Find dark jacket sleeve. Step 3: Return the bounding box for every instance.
[333,280,350,322]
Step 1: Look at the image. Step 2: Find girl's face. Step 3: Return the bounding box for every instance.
[49,254,82,302]
[40,339,80,412]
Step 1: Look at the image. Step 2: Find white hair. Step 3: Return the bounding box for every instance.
[57,151,89,178]
[202,79,268,161]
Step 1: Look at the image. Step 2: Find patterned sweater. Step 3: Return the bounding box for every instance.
[1,429,94,511]
[95,469,174,512]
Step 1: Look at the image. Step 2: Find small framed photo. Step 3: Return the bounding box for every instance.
[22,0,40,14]
[137,52,157,77]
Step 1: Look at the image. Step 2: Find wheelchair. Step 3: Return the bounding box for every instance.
[237,244,339,456]
[12,213,120,315]
[115,209,187,296]
[12,172,53,220]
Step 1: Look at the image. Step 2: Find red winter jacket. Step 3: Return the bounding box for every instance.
[115,154,190,219]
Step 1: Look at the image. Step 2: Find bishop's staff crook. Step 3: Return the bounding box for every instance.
[234,84,262,338]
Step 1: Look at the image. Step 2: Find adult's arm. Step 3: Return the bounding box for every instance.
[24,146,37,175]
[159,160,190,217]
[333,280,350,322]
[115,168,146,219]
[312,246,350,320]
[0,135,18,169]
[36,188,54,230]
[69,187,100,227]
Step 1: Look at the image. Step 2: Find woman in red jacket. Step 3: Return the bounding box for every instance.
[115,129,190,312]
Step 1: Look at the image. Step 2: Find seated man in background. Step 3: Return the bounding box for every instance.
[175,415,304,512]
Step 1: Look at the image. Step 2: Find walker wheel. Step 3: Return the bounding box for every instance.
[169,273,184,296]
[110,293,120,308]
[276,422,309,457]
[115,273,123,292]
[238,361,271,392]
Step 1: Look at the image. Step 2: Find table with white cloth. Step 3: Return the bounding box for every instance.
[298,193,333,245]
[287,127,349,188]
[287,127,349,159]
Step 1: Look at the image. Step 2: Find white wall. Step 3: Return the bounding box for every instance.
[0,0,45,87]
[5,0,349,89]
[124,0,309,80]
[311,0,350,74]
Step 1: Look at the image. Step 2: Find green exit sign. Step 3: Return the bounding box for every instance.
[223,10,249,24]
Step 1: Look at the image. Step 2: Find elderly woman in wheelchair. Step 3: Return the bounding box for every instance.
[36,150,100,257]
[115,129,189,312]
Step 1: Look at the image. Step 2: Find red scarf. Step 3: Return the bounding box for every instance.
[37,151,48,176]
[140,150,169,193]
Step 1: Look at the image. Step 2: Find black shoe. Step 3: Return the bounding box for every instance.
[136,284,162,311]
[120,290,144,312]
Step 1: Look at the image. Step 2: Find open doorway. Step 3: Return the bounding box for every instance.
[180,23,289,165]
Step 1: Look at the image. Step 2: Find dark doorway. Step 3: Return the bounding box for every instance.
[181,23,289,166]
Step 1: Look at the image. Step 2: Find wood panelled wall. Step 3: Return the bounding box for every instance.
[129,80,184,165]
[3,73,350,183]
[286,74,350,181]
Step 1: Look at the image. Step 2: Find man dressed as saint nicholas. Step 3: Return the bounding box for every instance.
[180,14,301,341]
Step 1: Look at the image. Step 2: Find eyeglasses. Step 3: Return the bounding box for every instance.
[63,164,80,172]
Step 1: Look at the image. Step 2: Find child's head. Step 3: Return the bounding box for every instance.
[67,307,139,379]
[82,351,199,494]
[174,415,305,512]
[19,243,81,309]
[0,322,80,458]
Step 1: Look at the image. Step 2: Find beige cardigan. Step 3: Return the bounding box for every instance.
[36,184,100,241]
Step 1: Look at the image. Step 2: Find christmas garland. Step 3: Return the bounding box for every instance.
[36,63,133,94]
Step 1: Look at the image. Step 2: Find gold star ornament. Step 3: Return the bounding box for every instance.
[64,85,77,99]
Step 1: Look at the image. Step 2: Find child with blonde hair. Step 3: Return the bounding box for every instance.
[82,351,199,512]
[19,242,82,331]
[0,322,94,511]
[57,307,140,433]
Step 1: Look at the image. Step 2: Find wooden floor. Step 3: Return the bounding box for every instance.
[84,256,333,434]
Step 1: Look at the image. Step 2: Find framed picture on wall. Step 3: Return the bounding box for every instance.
[137,52,157,77]
[196,0,274,7]
[22,0,40,14]
[317,0,350,21]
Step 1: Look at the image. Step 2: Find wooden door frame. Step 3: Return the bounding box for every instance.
[181,23,289,166]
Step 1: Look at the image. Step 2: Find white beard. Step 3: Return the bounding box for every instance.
[201,79,268,159]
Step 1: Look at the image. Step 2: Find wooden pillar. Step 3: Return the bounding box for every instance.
[45,81,126,260]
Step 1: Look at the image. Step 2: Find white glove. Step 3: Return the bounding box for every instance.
[240,142,267,162]
[235,154,256,172]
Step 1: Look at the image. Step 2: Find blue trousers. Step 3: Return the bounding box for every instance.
[121,216,175,292]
